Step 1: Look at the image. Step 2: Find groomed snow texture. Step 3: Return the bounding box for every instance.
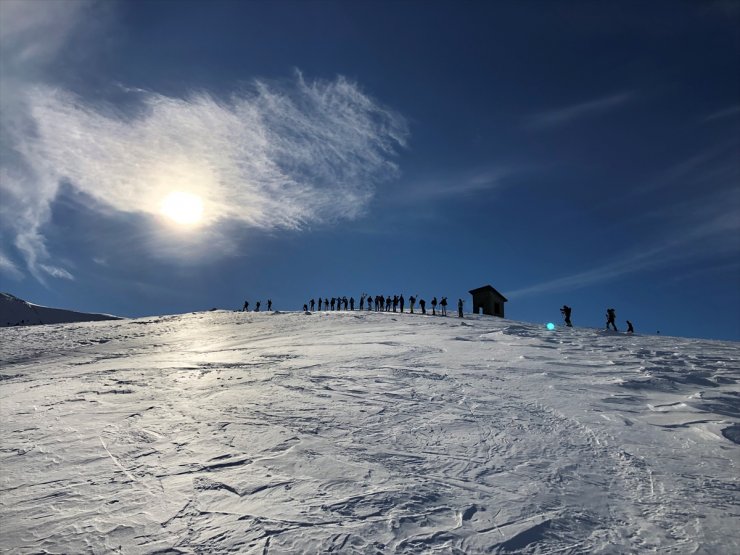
[1,310,738,553]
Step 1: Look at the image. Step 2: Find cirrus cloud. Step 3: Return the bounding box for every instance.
[1,74,408,279]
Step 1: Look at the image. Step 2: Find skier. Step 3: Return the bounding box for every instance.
[267,299,272,311]
[360,294,365,311]
[350,297,355,310]
[409,295,416,314]
[419,298,426,315]
[310,299,315,311]
[255,301,261,312]
[440,297,447,316]
[242,301,249,312]
[626,320,634,333]
[303,304,308,312]
[392,295,398,312]
[560,305,572,327]
[367,295,373,311]
[331,298,336,311]
[605,308,618,331]
[458,298,464,318]
[431,297,438,316]
[386,296,392,312]
[399,294,405,313]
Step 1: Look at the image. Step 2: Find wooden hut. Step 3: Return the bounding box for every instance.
[468,285,508,317]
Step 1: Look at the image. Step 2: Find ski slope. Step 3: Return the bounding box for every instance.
[1,310,738,553]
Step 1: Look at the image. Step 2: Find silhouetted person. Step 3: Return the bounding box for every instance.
[367,296,373,311]
[560,305,572,327]
[392,295,398,312]
[310,299,315,311]
[303,304,308,312]
[626,320,634,333]
[419,298,426,315]
[409,295,416,313]
[386,296,392,311]
[350,297,355,310]
[431,297,437,316]
[331,298,336,311]
[255,301,261,312]
[360,294,365,311]
[606,308,617,331]
[440,297,447,316]
[344,296,349,310]
[267,299,272,311]
[458,298,464,318]
[399,294,404,313]
[242,301,249,312]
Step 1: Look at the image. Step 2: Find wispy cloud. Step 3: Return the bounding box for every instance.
[508,188,740,298]
[0,251,23,280]
[702,105,740,122]
[0,3,408,282]
[525,91,635,128]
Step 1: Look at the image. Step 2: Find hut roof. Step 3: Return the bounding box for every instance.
[468,284,508,302]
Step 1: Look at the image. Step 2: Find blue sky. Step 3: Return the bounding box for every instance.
[1,0,738,340]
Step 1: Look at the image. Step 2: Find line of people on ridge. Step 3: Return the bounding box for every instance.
[242,299,272,312]
[560,305,634,333]
[305,294,465,317]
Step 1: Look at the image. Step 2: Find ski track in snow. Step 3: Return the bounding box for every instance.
[1,311,738,554]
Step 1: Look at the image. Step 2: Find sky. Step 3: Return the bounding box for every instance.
[0,0,738,340]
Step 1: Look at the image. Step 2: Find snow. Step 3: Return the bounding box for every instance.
[1,309,738,553]
[0,293,121,327]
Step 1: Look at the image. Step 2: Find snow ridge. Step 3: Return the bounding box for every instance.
[1,310,738,553]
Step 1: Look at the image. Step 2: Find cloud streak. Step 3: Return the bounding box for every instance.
[526,92,634,128]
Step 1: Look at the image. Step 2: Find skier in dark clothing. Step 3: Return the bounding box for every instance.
[458,298,464,318]
[440,297,447,316]
[560,305,572,327]
[310,299,315,311]
[399,295,405,313]
[360,294,365,311]
[331,298,336,311]
[419,298,426,315]
[409,295,416,313]
[386,296,392,311]
[242,301,249,312]
[255,301,261,312]
[626,320,634,333]
[367,296,373,311]
[431,297,437,316]
[350,297,355,310]
[267,299,272,311]
[606,308,617,331]
[303,304,308,312]
[392,295,398,312]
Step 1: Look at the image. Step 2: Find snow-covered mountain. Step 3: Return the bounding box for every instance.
[0,292,121,327]
[1,310,738,553]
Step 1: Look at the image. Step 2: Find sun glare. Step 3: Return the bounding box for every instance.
[160,191,204,225]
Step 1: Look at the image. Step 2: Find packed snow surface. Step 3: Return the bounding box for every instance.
[0,293,120,327]
[1,310,738,554]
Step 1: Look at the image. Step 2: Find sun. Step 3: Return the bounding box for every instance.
[160,191,204,225]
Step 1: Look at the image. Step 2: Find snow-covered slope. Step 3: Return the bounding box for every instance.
[0,292,121,327]
[1,310,738,554]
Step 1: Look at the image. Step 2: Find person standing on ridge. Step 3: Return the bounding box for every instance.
[267,299,272,311]
[458,298,464,318]
[386,296,392,311]
[330,298,336,311]
[367,295,373,311]
[392,295,398,312]
[560,305,572,327]
[440,297,447,316]
[626,320,634,333]
[399,294,405,313]
[255,301,261,312]
[419,298,426,315]
[350,297,355,310]
[605,308,618,331]
[431,297,438,316]
[409,295,416,313]
[360,294,365,311]
[242,301,249,312]
[310,299,315,311]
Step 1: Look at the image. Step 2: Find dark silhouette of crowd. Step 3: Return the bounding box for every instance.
[301,292,461,317]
